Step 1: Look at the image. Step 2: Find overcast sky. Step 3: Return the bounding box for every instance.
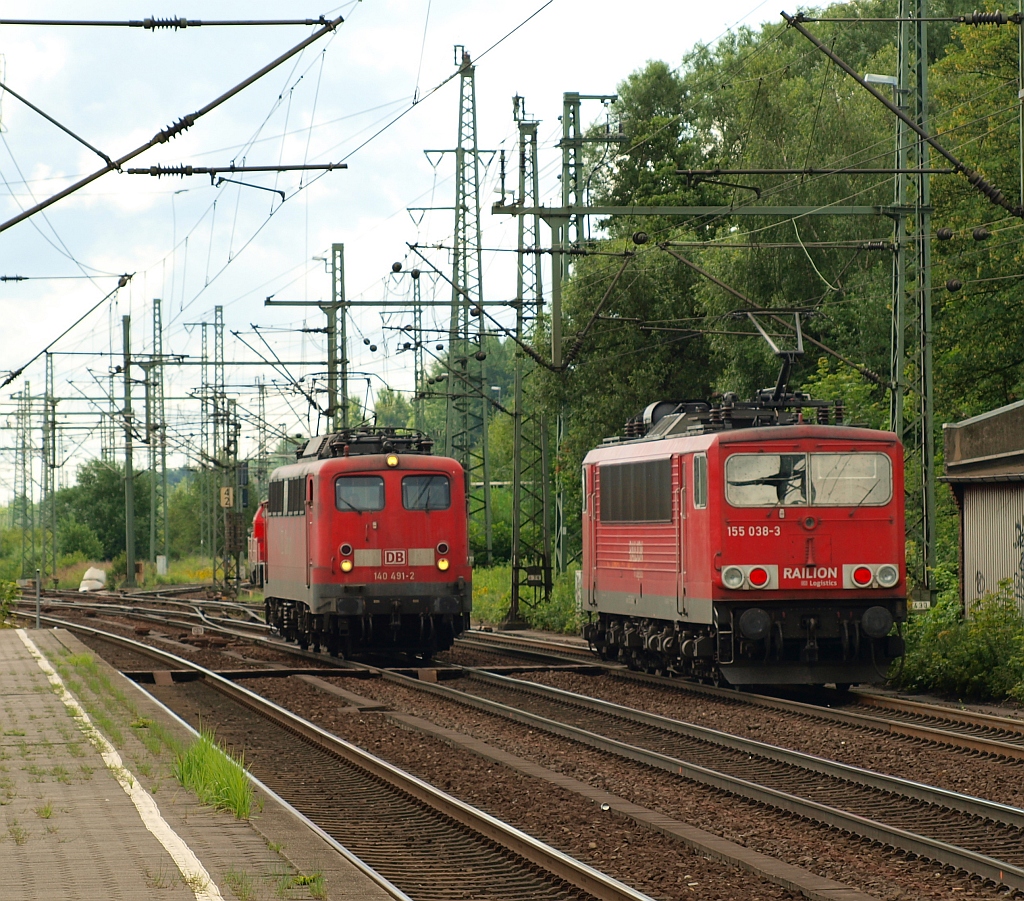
[0,0,780,496]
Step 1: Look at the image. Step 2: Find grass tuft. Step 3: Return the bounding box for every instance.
[173,729,255,819]
[294,872,327,900]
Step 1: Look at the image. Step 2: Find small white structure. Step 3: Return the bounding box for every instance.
[943,400,1024,610]
[79,567,107,593]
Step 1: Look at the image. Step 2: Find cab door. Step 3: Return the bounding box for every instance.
[305,474,314,588]
[582,466,597,609]
[676,456,687,616]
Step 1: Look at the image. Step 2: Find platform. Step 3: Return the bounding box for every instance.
[0,627,400,901]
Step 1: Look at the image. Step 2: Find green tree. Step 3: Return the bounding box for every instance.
[58,517,104,561]
[54,460,151,560]
[372,387,413,428]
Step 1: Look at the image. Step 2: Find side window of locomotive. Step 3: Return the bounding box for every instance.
[725,453,807,507]
[268,480,284,515]
[581,468,588,513]
[599,459,672,522]
[286,477,305,514]
[810,453,892,506]
[693,454,707,509]
[335,476,385,512]
[402,475,451,511]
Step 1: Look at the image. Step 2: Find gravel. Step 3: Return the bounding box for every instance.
[242,676,800,901]
[509,671,1024,809]
[249,673,1015,901]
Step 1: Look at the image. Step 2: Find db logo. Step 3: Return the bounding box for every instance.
[384,549,407,566]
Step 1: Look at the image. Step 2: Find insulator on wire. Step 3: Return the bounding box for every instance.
[972,227,991,241]
[963,10,1012,25]
[632,231,649,245]
[144,17,190,30]
[363,338,370,345]
[946,278,963,292]
[936,227,954,241]
[391,262,402,273]
[410,268,420,280]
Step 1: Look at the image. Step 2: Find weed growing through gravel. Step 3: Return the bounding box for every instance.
[34,801,53,819]
[294,871,327,900]
[7,820,28,844]
[45,649,181,758]
[145,865,177,890]
[224,868,258,900]
[182,872,210,893]
[173,729,255,819]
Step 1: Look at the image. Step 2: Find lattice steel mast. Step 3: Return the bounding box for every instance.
[444,46,492,562]
[509,95,552,619]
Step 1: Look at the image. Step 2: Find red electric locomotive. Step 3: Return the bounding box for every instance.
[248,500,267,587]
[259,428,472,658]
[580,394,906,687]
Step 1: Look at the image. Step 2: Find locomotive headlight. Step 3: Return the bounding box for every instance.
[340,559,354,573]
[436,557,450,572]
[876,564,899,588]
[722,566,745,589]
[386,454,399,468]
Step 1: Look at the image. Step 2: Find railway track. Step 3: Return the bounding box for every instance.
[35,616,654,901]
[462,628,1024,761]
[376,666,1024,891]
[39,614,1022,898]
[37,595,1024,760]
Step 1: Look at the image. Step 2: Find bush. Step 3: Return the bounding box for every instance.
[891,578,1024,701]
[471,565,580,634]
[0,580,17,626]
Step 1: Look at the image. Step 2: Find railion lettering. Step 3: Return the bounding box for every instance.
[783,566,838,580]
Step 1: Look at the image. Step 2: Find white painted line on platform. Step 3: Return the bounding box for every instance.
[17,629,224,901]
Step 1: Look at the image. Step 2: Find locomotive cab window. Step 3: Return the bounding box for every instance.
[726,454,806,506]
[402,474,450,511]
[335,476,385,512]
[726,452,892,507]
[810,453,892,506]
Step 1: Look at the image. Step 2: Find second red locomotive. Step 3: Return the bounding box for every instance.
[257,428,472,658]
[581,394,907,687]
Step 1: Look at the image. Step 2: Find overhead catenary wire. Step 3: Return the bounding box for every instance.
[783,11,1024,220]
[0,15,345,237]
[0,17,337,28]
[2,275,132,388]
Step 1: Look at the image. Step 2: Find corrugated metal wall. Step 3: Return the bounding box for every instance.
[963,484,1024,612]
